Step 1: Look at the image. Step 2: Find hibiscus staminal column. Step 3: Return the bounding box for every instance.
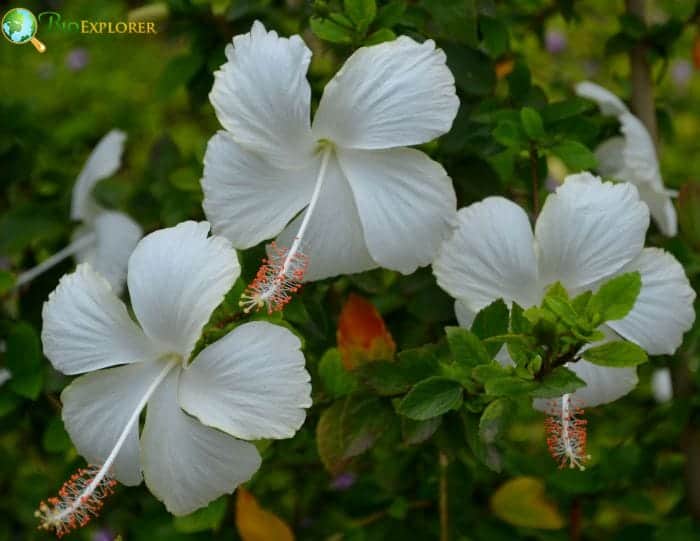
[36,359,178,536]
[239,145,332,314]
[13,232,97,291]
[544,394,590,471]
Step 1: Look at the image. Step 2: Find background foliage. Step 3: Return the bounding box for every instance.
[1,0,700,540]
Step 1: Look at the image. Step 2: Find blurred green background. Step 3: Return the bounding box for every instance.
[1,0,700,540]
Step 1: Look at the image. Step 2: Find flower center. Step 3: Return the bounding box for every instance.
[240,144,333,314]
[544,394,591,471]
[36,358,178,536]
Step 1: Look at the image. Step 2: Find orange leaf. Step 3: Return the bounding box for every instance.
[337,293,396,371]
[236,488,295,541]
[694,35,700,69]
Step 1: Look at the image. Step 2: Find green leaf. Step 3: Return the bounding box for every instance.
[582,341,648,367]
[6,322,43,400]
[510,302,530,333]
[541,98,593,123]
[344,0,376,28]
[340,395,393,459]
[375,0,405,27]
[401,416,441,445]
[479,397,513,444]
[364,28,395,45]
[397,377,463,420]
[316,401,347,474]
[319,348,358,399]
[588,272,642,323]
[550,140,597,171]
[480,15,509,58]
[443,44,495,96]
[471,299,509,356]
[317,395,393,473]
[42,416,71,453]
[357,347,438,396]
[446,327,491,367]
[174,496,228,533]
[156,54,203,99]
[493,120,525,148]
[310,16,354,44]
[0,270,14,295]
[531,367,586,399]
[485,376,538,397]
[520,107,545,140]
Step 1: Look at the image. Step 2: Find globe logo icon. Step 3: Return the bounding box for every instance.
[2,7,46,52]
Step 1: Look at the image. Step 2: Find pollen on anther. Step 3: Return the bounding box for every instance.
[35,465,117,538]
[544,397,591,471]
[239,242,309,314]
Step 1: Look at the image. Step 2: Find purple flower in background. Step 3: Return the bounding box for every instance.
[671,60,693,89]
[92,529,115,541]
[66,48,90,72]
[330,472,356,491]
[545,29,567,54]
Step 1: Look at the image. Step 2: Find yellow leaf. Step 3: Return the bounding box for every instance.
[236,488,295,541]
[490,476,565,530]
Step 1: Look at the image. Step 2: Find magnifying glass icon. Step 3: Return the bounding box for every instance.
[2,8,47,53]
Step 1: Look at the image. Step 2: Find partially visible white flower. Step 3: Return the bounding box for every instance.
[433,173,695,468]
[0,341,8,387]
[576,81,677,236]
[37,221,311,536]
[0,368,10,387]
[202,21,459,312]
[16,131,142,294]
[652,368,673,403]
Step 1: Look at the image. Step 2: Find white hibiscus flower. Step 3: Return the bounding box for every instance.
[15,130,142,294]
[576,81,678,236]
[201,21,459,312]
[37,221,311,536]
[433,173,695,468]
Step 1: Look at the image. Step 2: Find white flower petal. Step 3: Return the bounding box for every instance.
[575,81,628,116]
[535,173,649,290]
[74,211,142,295]
[652,368,673,403]
[312,37,459,149]
[127,222,240,359]
[337,147,457,274]
[180,321,311,440]
[637,183,678,237]
[275,156,376,281]
[201,131,317,249]
[433,198,541,312]
[594,136,626,177]
[607,248,695,355]
[141,369,261,516]
[210,21,314,169]
[61,360,167,486]
[454,300,475,328]
[618,113,662,188]
[567,360,638,408]
[71,130,127,221]
[42,264,157,375]
[532,361,638,411]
